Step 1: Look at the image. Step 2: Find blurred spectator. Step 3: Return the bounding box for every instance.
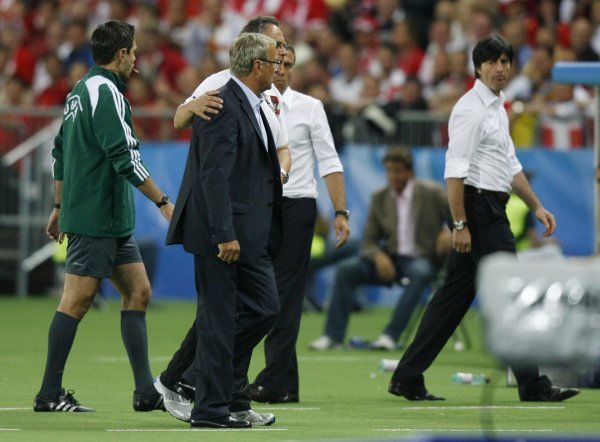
[35,53,69,106]
[369,42,406,102]
[391,19,425,76]
[570,17,600,62]
[329,43,364,108]
[0,18,36,86]
[419,18,452,87]
[353,15,380,73]
[501,17,533,70]
[61,20,94,70]
[536,83,589,149]
[376,0,406,43]
[135,22,188,91]
[426,50,473,114]
[592,0,600,55]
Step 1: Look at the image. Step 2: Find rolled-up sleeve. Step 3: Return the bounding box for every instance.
[444,108,481,179]
[311,101,343,177]
[507,135,523,177]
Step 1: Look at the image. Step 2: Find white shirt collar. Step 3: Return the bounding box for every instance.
[473,79,505,108]
[231,75,261,111]
[281,86,294,109]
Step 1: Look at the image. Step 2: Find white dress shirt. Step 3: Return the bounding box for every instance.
[280,87,343,199]
[395,179,418,257]
[230,75,268,150]
[186,69,288,149]
[444,79,522,193]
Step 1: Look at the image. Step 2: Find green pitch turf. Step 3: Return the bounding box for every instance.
[1,297,599,441]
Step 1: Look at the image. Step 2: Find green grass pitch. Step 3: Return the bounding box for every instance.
[1,297,599,441]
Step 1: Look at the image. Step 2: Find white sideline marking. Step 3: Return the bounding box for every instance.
[0,408,29,411]
[379,428,553,433]
[95,356,172,363]
[399,406,565,410]
[254,407,320,411]
[0,429,21,431]
[298,355,373,362]
[106,428,288,432]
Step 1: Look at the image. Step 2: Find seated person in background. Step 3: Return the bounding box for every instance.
[310,146,449,351]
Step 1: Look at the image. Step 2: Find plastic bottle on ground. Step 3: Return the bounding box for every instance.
[451,372,490,385]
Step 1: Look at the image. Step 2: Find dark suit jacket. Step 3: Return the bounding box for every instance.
[361,180,449,264]
[166,78,282,264]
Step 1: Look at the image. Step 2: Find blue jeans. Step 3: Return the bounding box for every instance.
[324,255,436,343]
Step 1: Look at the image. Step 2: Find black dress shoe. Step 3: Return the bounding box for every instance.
[388,382,445,401]
[248,383,294,404]
[520,386,580,402]
[133,390,166,412]
[190,416,251,428]
[174,381,196,401]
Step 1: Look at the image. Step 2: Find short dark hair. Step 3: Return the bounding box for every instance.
[472,35,513,78]
[240,16,280,35]
[91,20,135,65]
[383,146,413,170]
[286,44,296,63]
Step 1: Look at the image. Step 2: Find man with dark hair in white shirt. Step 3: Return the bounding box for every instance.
[387,35,580,403]
[249,45,350,404]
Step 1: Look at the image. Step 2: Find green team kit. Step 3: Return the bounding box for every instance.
[52,66,149,238]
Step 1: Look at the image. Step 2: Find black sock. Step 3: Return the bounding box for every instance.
[39,311,80,400]
[121,310,155,395]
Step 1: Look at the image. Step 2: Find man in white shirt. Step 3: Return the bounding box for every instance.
[173,16,291,177]
[248,46,350,403]
[388,35,579,403]
[153,17,291,426]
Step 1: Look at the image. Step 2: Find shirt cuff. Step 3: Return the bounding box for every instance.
[444,158,470,179]
[318,158,344,177]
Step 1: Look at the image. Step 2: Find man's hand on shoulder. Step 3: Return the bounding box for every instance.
[217,240,241,264]
[190,90,223,121]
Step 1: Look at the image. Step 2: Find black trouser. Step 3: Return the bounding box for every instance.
[391,186,550,395]
[253,197,317,397]
[191,255,279,420]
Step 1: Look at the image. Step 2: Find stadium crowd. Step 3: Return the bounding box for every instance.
[0,0,597,149]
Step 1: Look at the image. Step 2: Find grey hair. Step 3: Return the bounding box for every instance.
[230,33,275,78]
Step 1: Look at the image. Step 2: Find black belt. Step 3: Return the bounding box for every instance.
[464,185,510,203]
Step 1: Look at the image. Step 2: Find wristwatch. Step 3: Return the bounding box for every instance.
[156,194,170,208]
[280,169,289,184]
[453,220,467,231]
[335,210,350,220]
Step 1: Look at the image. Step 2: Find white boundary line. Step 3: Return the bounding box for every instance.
[398,406,565,410]
[379,428,553,433]
[106,428,288,432]
[0,429,21,431]
[0,408,29,411]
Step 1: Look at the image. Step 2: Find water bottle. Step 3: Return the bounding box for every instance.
[451,372,489,385]
[378,359,399,372]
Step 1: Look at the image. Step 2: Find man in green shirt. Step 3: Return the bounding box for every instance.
[34,20,174,413]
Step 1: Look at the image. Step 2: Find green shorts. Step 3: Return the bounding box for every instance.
[64,234,142,279]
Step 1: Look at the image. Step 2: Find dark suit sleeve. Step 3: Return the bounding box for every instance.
[361,194,383,258]
[194,105,238,245]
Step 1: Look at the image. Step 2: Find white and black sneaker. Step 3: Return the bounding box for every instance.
[33,389,94,412]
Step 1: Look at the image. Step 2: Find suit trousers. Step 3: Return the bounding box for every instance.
[253,197,317,397]
[191,254,279,420]
[391,187,550,394]
[324,255,436,343]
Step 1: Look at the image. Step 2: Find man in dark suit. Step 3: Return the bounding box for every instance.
[310,147,449,351]
[166,32,283,429]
